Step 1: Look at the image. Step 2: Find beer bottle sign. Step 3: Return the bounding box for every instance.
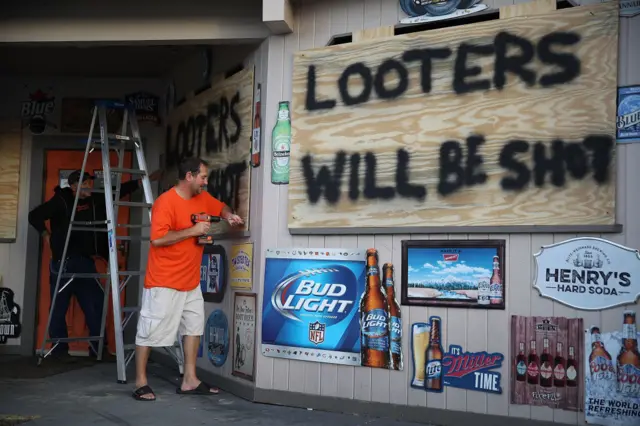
[271,101,291,184]
[360,249,391,369]
[383,263,403,371]
[616,310,640,396]
[565,346,578,387]
[589,326,616,382]
[424,316,444,391]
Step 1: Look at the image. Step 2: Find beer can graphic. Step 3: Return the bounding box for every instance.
[477,276,490,305]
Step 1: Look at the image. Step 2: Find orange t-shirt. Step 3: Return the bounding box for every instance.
[145,188,226,291]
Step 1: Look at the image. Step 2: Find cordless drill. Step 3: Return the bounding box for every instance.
[191,213,221,245]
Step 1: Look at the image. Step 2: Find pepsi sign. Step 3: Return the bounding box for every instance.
[262,248,366,366]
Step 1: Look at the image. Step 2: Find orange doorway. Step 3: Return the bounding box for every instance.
[36,149,133,356]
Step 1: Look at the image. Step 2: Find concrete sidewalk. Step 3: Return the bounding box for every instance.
[0,360,421,426]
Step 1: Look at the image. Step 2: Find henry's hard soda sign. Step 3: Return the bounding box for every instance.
[261,249,365,366]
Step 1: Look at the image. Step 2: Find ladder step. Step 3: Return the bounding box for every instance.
[114,201,152,208]
[123,307,140,313]
[61,271,145,279]
[116,235,151,241]
[95,100,132,110]
[71,220,109,226]
[117,223,150,229]
[47,336,102,343]
[110,167,146,175]
[72,226,108,232]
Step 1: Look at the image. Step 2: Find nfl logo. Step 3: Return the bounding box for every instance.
[308,321,325,345]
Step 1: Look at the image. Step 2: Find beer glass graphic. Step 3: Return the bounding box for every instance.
[411,322,431,387]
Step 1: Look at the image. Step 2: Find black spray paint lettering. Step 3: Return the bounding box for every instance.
[164,92,242,167]
[207,161,248,212]
[305,31,581,111]
[302,135,613,205]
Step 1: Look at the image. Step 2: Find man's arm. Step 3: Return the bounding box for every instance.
[28,196,61,236]
[208,196,244,227]
[118,179,141,199]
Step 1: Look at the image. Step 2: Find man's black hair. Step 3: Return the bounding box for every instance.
[177,157,208,180]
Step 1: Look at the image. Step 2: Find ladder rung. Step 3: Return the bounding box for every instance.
[61,272,109,279]
[123,307,140,313]
[110,167,146,175]
[72,226,108,232]
[114,201,152,208]
[46,336,102,343]
[123,343,137,351]
[61,271,145,279]
[71,220,109,226]
[117,224,149,229]
[116,235,151,241]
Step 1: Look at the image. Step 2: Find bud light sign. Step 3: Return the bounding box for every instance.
[262,248,365,366]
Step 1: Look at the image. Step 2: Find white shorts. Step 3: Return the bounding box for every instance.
[135,285,204,347]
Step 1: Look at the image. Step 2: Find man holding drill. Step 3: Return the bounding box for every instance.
[133,157,243,401]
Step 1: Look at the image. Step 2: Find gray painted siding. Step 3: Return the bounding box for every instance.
[254,0,640,424]
[193,40,270,383]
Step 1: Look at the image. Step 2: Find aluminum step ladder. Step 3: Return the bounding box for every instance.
[36,100,185,383]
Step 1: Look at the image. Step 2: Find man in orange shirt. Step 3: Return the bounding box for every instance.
[132,157,244,401]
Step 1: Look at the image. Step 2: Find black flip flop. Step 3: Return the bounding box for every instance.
[132,385,156,401]
[176,381,219,395]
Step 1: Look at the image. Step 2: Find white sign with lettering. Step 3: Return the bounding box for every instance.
[533,237,640,310]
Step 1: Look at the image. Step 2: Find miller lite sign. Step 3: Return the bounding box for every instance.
[261,248,365,367]
[533,237,640,311]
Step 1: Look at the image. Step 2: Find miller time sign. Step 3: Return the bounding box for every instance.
[533,237,640,310]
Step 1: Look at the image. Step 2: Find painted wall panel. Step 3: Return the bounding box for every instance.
[255,0,640,424]
[0,76,164,351]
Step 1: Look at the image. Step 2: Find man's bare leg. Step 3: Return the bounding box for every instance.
[134,345,155,400]
[180,335,218,393]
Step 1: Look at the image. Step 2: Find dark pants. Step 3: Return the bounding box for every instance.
[49,255,104,356]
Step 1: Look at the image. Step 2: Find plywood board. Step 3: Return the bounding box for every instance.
[164,68,254,236]
[288,2,619,232]
[0,125,22,242]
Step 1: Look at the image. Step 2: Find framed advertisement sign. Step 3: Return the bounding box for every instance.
[401,240,506,309]
[199,244,227,303]
[584,311,640,426]
[510,315,584,412]
[230,242,254,290]
[261,248,366,367]
[533,237,640,310]
[232,292,256,381]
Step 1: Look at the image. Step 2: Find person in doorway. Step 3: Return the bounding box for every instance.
[28,168,162,361]
[132,157,243,402]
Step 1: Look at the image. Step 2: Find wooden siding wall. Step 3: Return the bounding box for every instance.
[254,0,640,424]
[193,40,270,382]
